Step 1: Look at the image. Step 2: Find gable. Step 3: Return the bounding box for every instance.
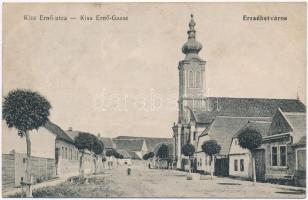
[202,116,271,156]
[268,109,293,136]
[229,138,250,155]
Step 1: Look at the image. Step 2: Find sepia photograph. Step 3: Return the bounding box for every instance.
[2,2,307,198]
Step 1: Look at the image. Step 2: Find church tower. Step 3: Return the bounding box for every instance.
[178,14,206,124]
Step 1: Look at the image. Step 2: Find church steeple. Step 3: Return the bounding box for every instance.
[182,14,203,58]
[178,14,206,124]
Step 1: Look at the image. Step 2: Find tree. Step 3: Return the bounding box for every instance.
[75,132,95,177]
[2,89,51,197]
[105,149,115,169]
[238,122,262,185]
[92,139,104,174]
[201,140,221,180]
[143,152,154,160]
[156,144,169,169]
[114,151,124,159]
[181,143,195,173]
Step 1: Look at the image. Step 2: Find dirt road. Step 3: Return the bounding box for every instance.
[104,165,305,198]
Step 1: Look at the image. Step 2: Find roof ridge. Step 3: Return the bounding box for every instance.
[207,96,301,101]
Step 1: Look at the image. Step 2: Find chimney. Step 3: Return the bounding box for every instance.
[68,127,73,131]
[97,133,101,138]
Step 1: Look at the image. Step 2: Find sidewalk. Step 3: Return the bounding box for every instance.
[2,176,70,197]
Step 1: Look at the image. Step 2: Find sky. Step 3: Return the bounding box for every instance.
[3,3,306,139]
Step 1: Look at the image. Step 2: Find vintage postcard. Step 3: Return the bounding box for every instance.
[2,2,306,198]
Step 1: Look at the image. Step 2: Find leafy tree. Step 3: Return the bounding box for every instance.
[143,152,154,160]
[2,89,51,197]
[114,151,124,159]
[201,140,221,180]
[106,149,115,157]
[156,144,169,169]
[181,143,195,173]
[156,144,169,159]
[75,132,95,177]
[92,139,104,174]
[238,122,262,185]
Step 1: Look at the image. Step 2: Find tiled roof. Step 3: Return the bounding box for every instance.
[113,139,144,152]
[191,97,305,123]
[99,137,114,149]
[283,112,306,144]
[65,130,81,141]
[114,136,173,152]
[44,121,74,144]
[234,121,272,138]
[128,151,141,159]
[199,116,271,156]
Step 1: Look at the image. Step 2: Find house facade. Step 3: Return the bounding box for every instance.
[260,109,306,185]
[172,15,306,178]
[228,121,271,179]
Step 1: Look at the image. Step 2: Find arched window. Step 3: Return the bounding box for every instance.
[189,71,194,88]
[196,71,201,88]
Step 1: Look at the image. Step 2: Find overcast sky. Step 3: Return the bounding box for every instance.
[3,3,306,138]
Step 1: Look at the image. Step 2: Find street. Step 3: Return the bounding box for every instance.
[22,164,306,198]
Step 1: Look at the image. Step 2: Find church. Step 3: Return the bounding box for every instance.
[172,14,306,177]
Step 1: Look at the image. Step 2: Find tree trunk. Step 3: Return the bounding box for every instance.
[210,156,213,180]
[93,156,97,174]
[188,157,191,173]
[25,131,32,197]
[79,152,84,178]
[252,153,256,186]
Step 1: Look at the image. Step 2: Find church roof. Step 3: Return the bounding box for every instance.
[198,116,271,156]
[191,97,305,124]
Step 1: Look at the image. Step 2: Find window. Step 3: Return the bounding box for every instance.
[189,71,194,88]
[297,149,306,171]
[234,139,238,145]
[62,147,64,159]
[65,147,68,159]
[205,155,208,165]
[199,158,202,167]
[234,159,238,171]
[193,132,197,141]
[280,146,287,166]
[240,159,244,171]
[196,71,200,88]
[271,146,278,166]
[23,158,26,163]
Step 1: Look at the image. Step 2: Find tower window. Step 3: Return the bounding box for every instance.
[189,71,194,88]
[196,71,201,88]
